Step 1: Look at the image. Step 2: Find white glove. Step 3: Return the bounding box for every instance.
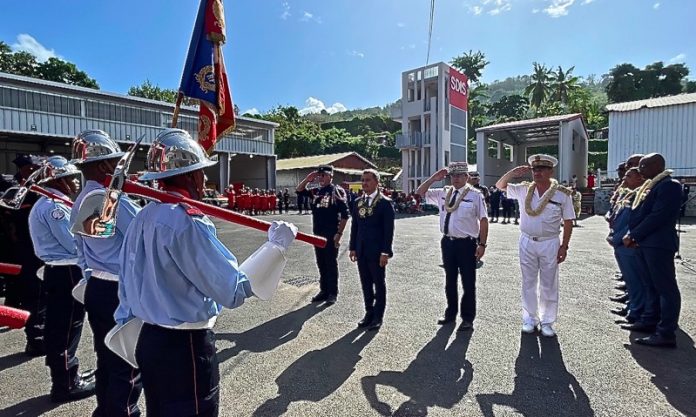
[268,220,298,251]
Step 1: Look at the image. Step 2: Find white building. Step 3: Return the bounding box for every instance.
[606,93,696,177]
[391,62,469,192]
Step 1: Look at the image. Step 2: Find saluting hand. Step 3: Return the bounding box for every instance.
[511,165,531,177]
[433,168,448,181]
[305,171,319,182]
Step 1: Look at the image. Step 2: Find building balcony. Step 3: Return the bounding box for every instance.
[396,131,430,149]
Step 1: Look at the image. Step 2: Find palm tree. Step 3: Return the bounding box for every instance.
[450,50,489,84]
[524,62,553,109]
[550,66,580,104]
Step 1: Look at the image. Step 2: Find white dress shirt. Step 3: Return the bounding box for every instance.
[506,183,576,238]
[425,186,487,238]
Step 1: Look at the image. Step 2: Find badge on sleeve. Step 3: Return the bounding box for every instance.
[51,208,66,220]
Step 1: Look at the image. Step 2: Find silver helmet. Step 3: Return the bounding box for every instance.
[71,130,125,165]
[140,129,217,181]
[37,156,81,185]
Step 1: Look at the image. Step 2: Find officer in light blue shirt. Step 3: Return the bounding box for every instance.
[69,130,142,417]
[28,156,96,403]
[117,129,296,417]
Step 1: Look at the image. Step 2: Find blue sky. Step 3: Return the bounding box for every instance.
[1,0,693,115]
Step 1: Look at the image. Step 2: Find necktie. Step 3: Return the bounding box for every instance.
[443,190,459,236]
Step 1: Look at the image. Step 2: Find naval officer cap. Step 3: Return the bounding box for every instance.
[316,165,334,174]
[447,161,469,175]
[528,154,558,168]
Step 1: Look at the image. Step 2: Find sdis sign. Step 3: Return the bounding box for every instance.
[449,68,469,111]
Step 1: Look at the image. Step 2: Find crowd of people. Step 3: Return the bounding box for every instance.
[0,125,691,416]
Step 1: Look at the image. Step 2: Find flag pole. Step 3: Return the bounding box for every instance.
[171,92,184,128]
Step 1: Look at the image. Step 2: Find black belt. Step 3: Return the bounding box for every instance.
[442,235,476,242]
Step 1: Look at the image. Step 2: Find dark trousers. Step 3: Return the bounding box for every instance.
[314,234,339,296]
[44,264,85,394]
[136,324,219,417]
[357,257,387,321]
[491,203,500,220]
[84,278,142,417]
[636,247,681,338]
[502,202,512,220]
[614,246,645,321]
[441,237,477,322]
[16,254,45,349]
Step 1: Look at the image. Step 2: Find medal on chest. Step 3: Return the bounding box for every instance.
[357,194,380,218]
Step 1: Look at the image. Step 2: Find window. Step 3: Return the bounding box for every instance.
[451,125,466,145]
[451,145,466,162]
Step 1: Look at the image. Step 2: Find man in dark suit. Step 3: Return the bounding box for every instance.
[622,153,682,347]
[349,169,395,331]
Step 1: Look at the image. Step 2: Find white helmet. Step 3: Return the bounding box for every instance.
[71,130,125,165]
[139,129,217,181]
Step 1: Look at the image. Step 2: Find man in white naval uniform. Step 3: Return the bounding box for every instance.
[496,154,575,337]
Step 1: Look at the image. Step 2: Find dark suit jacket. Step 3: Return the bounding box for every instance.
[349,195,395,260]
[628,175,681,251]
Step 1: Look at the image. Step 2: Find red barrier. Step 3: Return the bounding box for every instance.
[0,263,21,276]
[0,305,31,329]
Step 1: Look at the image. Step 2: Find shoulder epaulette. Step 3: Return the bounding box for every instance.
[520,181,532,186]
[179,202,204,217]
[334,185,347,201]
[556,185,573,195]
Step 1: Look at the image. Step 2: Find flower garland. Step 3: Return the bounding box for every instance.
[357,192,382,218]
[615,188,637,208]
[631,170,672,209]
[524,180,560,217]
[443,185,472,213]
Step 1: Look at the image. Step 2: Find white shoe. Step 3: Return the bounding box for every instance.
[540,324,556,337]
[521,323,537,334]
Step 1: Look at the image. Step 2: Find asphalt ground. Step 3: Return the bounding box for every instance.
[1,212,695,417]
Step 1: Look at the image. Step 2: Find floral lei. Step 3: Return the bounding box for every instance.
[632,170,672,209]
[524,180,560,217]
[357,192,381,218]
[443,185,472,213]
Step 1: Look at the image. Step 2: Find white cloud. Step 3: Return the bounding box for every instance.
[280,1,291,20]
[653,2,660,9]
[399,44,417,51]
[466,0,511,16]
[11,34,59,62]
[300,11,322,23]
[669,53,686,64]
[582,0,595,4]
[397,22,406,28]
[299,97,348,115]
[543,0,575,17]
[242,108,260,116]
[348,50,365,58]
[532,8,540,13]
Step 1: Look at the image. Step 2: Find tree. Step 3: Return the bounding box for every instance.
[128,80,179,102]
[524,62,553,109]
[550,66,580,104]
[0,41,98,88]
[450,50,489,84]
[686,81,696,93]
[606,63,640,103]
[487,95,529,122]
[37,57,98,88]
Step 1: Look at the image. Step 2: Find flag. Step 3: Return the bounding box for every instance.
[177,0,235,155]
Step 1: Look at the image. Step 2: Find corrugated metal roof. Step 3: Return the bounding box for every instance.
[0,71,278,127]
[475,114,583,132]
[605,93,696,112]
[276,152,376,171]
[334,167,392,177]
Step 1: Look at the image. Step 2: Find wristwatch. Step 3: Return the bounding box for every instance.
[478,243,487,248]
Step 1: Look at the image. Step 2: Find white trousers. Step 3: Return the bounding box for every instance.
[518,235,560,326]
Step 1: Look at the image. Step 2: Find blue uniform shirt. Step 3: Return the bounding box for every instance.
[28,187,77,263]
[71,180,141,276]
[115,202,252,326]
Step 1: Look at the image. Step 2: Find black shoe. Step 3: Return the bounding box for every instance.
[634,333,677,348]
[24,344,46,358]
[437,316,456,325]
[610,307,628,317]
[311,292,328,303]
[368,320,382,331]
[79,369,96,381]
[620,322,657,333]
[615,283,627,291]
[458,320,473,331]
[325,294,337,305]
[358,314,374,328]
[609,293,628,303]
[514,220,519,225]
[51,379,96,403]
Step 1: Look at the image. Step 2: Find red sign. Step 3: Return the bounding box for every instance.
[449,68,469,111]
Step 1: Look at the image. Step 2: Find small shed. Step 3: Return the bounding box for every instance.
[476,114,590,187]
